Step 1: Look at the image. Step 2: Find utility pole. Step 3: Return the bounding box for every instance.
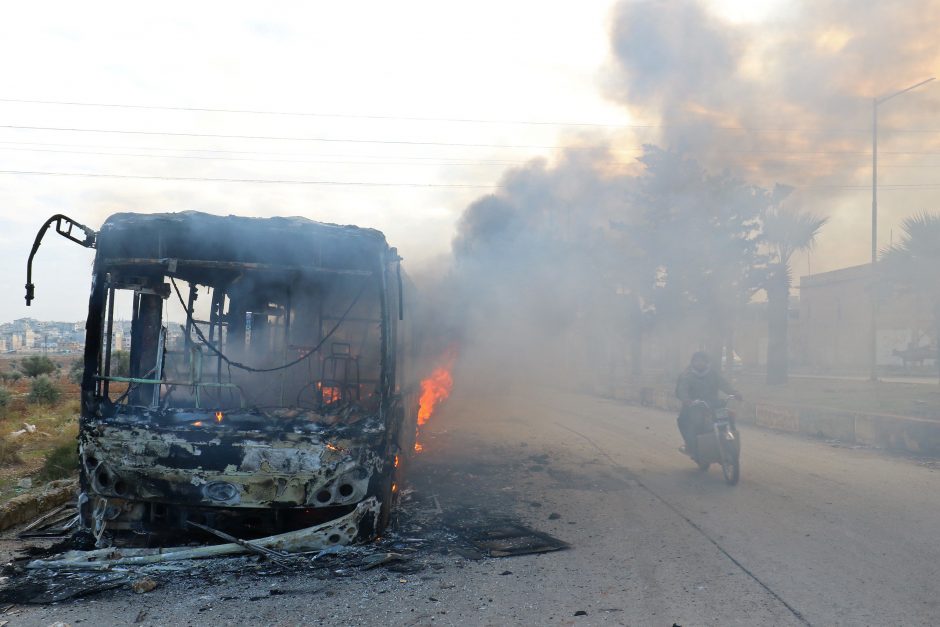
[870,77,935,382]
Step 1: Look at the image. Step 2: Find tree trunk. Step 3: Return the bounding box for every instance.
[706,308,726,374]
[725,329,735,373]
[766,268,790,385]
[935,303,940,385]
[630,327,643,377]
[629,298,643,377]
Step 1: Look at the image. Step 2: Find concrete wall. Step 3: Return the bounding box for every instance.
[608,382,940,457]
[800,264,934,370]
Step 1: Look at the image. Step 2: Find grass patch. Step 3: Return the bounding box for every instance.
[0,387,10,416]
[0,358,80,503]
[0,383,79,503]
[0,435,22,466]
[35,438,78,482]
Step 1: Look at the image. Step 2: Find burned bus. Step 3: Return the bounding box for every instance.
[26,212,417,546]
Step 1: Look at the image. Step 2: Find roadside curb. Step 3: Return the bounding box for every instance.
[0,479,77,532]
[608,384,940,457]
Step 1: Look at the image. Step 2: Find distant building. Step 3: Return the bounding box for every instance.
[0,318,86,355]
[23,327,36,350]
[799,264,934,370]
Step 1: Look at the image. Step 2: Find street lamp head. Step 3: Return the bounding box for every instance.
[876,77,936,105]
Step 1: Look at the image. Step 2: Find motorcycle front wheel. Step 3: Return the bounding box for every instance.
[718,431,740,486]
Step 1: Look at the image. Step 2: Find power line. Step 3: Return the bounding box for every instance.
[0,124,561,149]
[0,145,522,167]
[11,141,940,168]
[2,168,940,192]
[4,96,938,135]
[0,144,905,168]
[806,183,940,190]
[0,97,634,128]
[18,145,935,168]
[0,140,547,163]
[5,128,940,158]
[0,169,496,188]
[0,139,875,159]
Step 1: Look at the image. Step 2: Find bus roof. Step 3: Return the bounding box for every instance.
[96,211,392,273]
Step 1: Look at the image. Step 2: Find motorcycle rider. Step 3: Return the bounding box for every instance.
[675,351,741,456]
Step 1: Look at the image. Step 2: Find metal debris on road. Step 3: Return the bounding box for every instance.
[461,521,570,557]
[17,504,79,539]
[24,498,379,571]
[361,552,407,570]
[186,520,295,570]
[0,571,131,604]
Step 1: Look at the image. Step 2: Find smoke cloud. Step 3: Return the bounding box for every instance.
[605,0,940,188]
[422,0,940,389]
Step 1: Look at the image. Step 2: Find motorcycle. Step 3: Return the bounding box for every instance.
[684,396,741,485]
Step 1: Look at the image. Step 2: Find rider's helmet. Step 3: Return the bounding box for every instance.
[691,351,709,372]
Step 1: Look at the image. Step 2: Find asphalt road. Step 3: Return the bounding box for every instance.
[11,386,940,626]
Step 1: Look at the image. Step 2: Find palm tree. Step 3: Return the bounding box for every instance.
[880,212,940,382]
[762,209,829,384]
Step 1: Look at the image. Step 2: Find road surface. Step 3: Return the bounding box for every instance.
[11,386,940,626]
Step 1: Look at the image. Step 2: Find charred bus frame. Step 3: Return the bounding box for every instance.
[26,211,417,546]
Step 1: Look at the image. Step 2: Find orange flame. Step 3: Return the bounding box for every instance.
[215,411,224,423]
[418,366,454,426]
[414,347,457,452]
[318,381,342,405]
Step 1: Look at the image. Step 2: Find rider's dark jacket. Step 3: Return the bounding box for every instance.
[676,366,737,408]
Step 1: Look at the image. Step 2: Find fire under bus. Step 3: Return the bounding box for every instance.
[25,212,418,547]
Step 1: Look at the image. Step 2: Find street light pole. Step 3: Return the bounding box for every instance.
[869,77,935,382]
[871,98,878,382]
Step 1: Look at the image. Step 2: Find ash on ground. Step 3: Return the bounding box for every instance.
[0,445,568,607]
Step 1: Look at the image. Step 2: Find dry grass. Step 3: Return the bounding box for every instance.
[0,360,80,504]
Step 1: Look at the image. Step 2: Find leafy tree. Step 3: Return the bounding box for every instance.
[70,351,130,385]
[68,358,84,385]
[632,146,773,370]
[761,208,829,384]
[28,375,60,405]
[879,212,940,382]
[110,350,131,378]
[19,355,56,378]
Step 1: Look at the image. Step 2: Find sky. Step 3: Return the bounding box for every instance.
[1,0,938,322]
